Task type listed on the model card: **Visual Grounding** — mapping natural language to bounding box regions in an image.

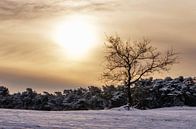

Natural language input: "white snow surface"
[0,107,196,129]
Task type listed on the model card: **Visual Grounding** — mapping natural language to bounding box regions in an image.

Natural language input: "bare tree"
[102,35,178,108]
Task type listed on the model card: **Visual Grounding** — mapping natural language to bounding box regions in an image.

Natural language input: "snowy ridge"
[110,105,138,111]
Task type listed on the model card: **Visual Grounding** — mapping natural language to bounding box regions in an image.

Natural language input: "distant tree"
[102,35,178,109]
[0,86,9,96]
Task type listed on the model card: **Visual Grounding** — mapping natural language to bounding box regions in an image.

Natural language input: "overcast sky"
[0,0,196,93]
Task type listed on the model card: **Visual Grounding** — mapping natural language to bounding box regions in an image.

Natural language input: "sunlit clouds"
[0,0,196,92]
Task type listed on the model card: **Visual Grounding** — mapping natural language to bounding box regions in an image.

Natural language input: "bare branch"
[102,35,178,86]
[101,35,178,107]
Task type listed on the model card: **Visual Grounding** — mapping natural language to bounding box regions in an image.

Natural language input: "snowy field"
[0,107,196,129]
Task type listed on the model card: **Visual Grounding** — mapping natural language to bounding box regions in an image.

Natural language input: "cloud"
[0,0,195,92]
[0,0,120,65]
[0,0,118,20]
[0,36,59,64]
[0,66,81,93]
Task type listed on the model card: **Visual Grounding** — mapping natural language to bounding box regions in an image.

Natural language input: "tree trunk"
[127,84,132,110]
[127,67,132,110]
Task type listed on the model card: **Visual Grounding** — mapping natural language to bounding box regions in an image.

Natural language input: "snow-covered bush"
[132,77,196,109]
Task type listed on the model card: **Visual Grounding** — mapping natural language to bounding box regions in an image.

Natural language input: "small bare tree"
[102,35,178,108]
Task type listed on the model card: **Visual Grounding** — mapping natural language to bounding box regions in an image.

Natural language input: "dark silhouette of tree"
[102,35,178,108]
[0,86,9,96]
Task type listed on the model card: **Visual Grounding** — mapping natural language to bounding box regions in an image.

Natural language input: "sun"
[53,15,98,60]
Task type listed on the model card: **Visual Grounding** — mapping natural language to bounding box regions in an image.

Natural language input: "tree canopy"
[102,35,178,107]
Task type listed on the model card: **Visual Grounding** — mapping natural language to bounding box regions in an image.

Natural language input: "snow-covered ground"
[0,107,196,129]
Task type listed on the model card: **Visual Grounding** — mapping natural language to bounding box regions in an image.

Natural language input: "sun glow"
[53,15,98,60]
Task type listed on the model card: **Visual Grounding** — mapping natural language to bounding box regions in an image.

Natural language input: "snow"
[0,107,195,129]
[110,105,139,111]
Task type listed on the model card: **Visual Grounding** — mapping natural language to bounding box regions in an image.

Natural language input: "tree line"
[0,76,195,111]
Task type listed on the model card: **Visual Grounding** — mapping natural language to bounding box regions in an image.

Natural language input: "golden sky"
[0,0,196,92]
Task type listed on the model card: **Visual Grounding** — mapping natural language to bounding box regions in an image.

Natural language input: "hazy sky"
[0,0,196,93]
